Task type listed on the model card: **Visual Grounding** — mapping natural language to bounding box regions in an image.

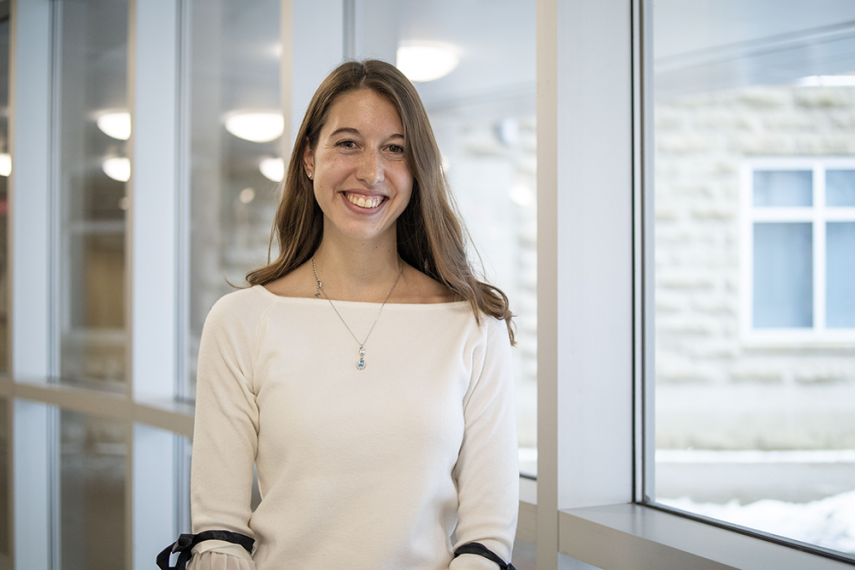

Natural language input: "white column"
[10,1,58,566]
[127,0,180,401]
[9,0,54,382]
[538,0,635,567]
[127,1,181,567]
[13,400,55,570]
[132,424,177,570]
[287,0,345,145]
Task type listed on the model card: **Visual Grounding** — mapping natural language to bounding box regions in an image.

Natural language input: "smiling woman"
[180,59,520,570]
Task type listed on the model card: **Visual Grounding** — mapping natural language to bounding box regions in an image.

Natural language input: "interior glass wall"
[652,0,855,555]
[56,0,129,389]
[356,0,538,466]
[183,0,538,465]
[60,410,126,570]
[185,0,282,398]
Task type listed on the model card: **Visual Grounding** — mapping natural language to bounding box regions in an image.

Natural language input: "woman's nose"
[356,149,384,185]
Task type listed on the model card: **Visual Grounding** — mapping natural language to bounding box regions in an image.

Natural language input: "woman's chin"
[325,220,396,245]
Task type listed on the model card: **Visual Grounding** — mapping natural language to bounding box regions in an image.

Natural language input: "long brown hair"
[247,59,514,343]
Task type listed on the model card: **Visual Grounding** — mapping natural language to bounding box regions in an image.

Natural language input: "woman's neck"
[311,234,402,303]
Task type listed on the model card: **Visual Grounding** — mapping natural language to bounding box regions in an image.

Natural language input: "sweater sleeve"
[451,317,519,569]
[190,293,262,569]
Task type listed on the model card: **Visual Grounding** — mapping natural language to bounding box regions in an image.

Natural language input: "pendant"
[357,346,366,370]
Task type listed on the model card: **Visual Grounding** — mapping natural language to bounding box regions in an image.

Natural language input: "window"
[743,161,855,340]
[653,0,855,559]
[353,0,538,471]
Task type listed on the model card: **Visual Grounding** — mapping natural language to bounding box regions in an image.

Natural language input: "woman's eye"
[388,144,405,154]
[337,140,357,149]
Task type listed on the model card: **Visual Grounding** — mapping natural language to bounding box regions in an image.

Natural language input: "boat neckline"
[253,284,470,308]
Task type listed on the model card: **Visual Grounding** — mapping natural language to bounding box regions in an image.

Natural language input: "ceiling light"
[396,44,459,82]
[0,153,10,177]
[103,157,131,182]
[797,75,855,87]
[239,187,256,204]
[225,111,284,142]
[97,111,131,140]
[259,157,284,182]
[508,183,534,207]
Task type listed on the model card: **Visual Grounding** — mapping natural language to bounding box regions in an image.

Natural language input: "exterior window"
[653,0,855,558]
[743,162,855,340]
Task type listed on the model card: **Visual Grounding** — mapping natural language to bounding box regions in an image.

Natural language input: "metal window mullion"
[535,0,558,564]
[823,208,855,220]
[10,0,54,383]
[128,0,183,567]
[12,400,59,570]
[814,165,826,332]
[741,165,755,340]
[636,0,656,506]
[127,0,180,401]
[175,0,192,402]
[752,208,815,222]
[10,0,60,565]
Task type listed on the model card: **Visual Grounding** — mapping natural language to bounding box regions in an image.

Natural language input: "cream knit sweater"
[189,286,518,570]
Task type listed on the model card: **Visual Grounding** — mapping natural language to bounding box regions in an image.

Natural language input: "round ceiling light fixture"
[225,111,284,143]
[97,111,132,140]
[103,157,131,182]
[0,153,11,177]
[259,157,285,182]
[396,43,459,82]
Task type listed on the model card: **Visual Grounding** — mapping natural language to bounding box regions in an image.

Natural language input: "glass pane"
[827,170,855,207]
[56,0,129,389]
[186,0,281,398]
[753,170,812,207]
[512,538,536,570]
[753,222,813,328]
[653,0,855,557]
[60,410,126,570]
[0,398,8,569]
[357,0,538,462]
[827,222,855,328]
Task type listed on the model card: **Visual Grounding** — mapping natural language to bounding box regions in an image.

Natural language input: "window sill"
[559,503,854,570]
[740,330,855,348]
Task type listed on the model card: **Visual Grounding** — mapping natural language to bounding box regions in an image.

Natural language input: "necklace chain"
[311,256,403,370]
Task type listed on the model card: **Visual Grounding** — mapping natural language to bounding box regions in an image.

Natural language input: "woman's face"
[304,89,413,245]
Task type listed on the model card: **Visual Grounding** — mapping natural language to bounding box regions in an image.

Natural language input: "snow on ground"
[660,489,855,555]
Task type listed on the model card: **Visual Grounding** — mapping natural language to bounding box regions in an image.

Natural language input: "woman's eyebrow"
[329,127,360,137]
[329,126,404,140]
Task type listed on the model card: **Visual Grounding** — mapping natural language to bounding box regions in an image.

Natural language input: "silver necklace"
[311,256,403,370]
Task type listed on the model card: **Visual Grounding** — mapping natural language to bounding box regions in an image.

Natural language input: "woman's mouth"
[345,192,385,209]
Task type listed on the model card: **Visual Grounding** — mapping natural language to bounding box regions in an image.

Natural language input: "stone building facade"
[654,83,855,452]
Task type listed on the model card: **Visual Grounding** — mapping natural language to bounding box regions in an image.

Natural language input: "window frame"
[740,158,855,345]
[538,0,855,568]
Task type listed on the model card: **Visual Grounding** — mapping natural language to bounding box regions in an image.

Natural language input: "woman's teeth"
[347,194,383,209]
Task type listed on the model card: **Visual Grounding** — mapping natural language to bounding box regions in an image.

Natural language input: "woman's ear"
[303,142,314,179]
